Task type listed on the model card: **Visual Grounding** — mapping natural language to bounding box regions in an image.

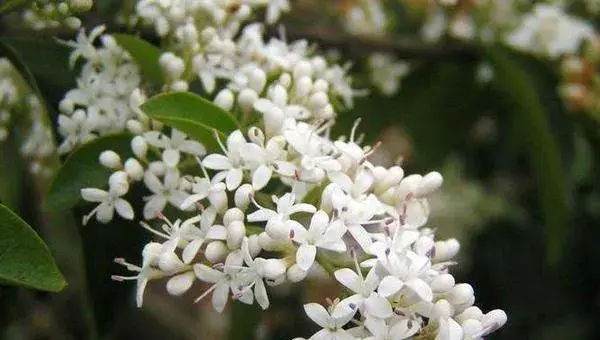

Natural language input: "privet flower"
[57,1,507,339]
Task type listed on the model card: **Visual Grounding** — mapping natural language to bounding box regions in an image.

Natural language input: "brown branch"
[267,26,480,62]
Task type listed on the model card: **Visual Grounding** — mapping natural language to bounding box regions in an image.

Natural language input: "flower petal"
[115,198,134,220]
[303,303,332,329]
[296,244,317,271]
[81,188,109,202]
[203,154,232,170]
[364,293,393,319]
[334,268,362,294]
[406,278,433,302]
[378,275,404,298]
[212,281,230,313]
[254,279,270,310]
[252,165,272,190]
[226,167,243,191]
[193,264,223,283]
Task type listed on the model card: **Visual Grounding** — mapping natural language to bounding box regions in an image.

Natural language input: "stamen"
[194,284,218,303]
[350,118,361,143]
[139,221,170,239]
[213,129,228,154]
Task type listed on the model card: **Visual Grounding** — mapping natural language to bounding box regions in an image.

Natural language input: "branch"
[267,26,480,62]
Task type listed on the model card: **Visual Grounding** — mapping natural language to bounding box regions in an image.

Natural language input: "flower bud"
[238,88,259,113]
[263,258,286,280]
[149,161,166,176]
[160,53,185,79]
[248,127,265,146]
[434,239,460,262]
[166,272,195,296]
[293,60,313,79]
[311,56,327,74]
[448,283,474,306]
[205,241,228,263]
[215,89,235,111]
[258,232,279,251]
[127,120,144,134]
[416,171,443,197]
[234,184,254,210]
[265,219,290,240]
[294,76,312,98]
[461,319,483,338]
[131,136,148,159]
[64,17,82,30]
[307,91,328,109]
[279,73,291,88]
[456,306,483,323]
[223,208,244,226]
[481,309,507,333]
[158,251,183,272]
[124,158,144,181]
[171,80,189,92]
[99,150,122,169]
[249,68,267,93]
[313,79,329,92]
[414,236,435,257]
[287,264,308,283]
[109,171,129,195]
[227,221,246,249]
[430,273,455,293]
[432,299,453,319]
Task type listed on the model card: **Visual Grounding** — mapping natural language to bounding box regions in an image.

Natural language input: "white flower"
[203,130,247,191]
[335,268,393,319]
[143,169,189,219]
[144,129,206,158]
[303,302,357,340]
[291,210,346,271]
[62,25,106,67]
[193,255,242,313]
[81,172,133,224]
[247,192,317,240]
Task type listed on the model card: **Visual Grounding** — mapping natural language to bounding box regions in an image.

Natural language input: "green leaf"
[142,92,240,150]
[113,33,165,85]
[486,46,571,262]
[0,0,30,15]
[43,134,134,212]
[0,204,66,292]
[0,37,75,117]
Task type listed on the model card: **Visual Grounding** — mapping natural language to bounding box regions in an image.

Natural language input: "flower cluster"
[0,58,19,142]
[53,1,507,339]
[57,25,142,154]
[22,0,93,30]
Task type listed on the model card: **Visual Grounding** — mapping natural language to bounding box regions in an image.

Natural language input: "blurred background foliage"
[1,0,600,339]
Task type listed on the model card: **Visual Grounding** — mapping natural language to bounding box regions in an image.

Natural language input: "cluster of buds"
[22,0,93,30]
[56,25,142,154]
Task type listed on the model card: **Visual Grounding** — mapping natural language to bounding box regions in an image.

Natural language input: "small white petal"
[166,272,195,296]
[252,165,272,190]
[212,282,230,313]
[114,199,134,220]
[406,278,433,302]
[378,276,404,298]
[296,244,317,271]
[81,188,109,202]
[303,303,332,329]
[203,154,232,170]
[334,268,362,294]
[226,168,243,191]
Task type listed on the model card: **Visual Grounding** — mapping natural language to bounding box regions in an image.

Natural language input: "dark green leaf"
[486,46,571,262]
[0,204,66,292]
[0,0,30,15]
[43,134,134,212]
[0,37,75,118]
[113,33,165,85]
[142,92,240,150]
